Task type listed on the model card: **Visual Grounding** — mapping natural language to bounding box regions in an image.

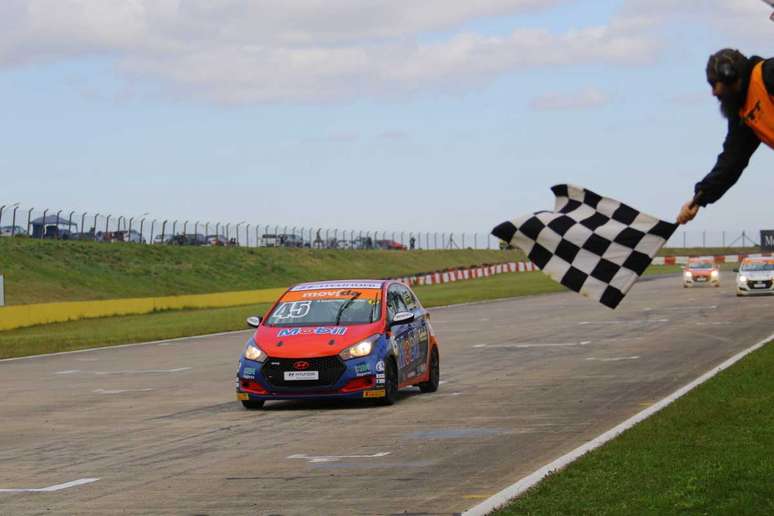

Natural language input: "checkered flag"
[492,185,677,309]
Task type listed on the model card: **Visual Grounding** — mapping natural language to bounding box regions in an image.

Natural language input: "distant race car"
[736,256,774,296]
[682,258,720,288]
[236,280,440,409]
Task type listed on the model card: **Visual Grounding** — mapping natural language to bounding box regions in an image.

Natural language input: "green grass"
[0,268,681,359]
[0,271,562,358]
[495,342,774,516]
[0,238,523,305]
[0,304,272,358]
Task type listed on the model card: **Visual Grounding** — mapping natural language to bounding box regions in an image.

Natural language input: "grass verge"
[0,271,565,359]
[495,341,774,515]
[0,238,522,305]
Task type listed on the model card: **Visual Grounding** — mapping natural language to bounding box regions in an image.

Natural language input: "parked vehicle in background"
[281,234,305,248]
[735,256,774,296]
[152,234,176,245]
[682,257,720,288]
[262,233,305,248]
[351,236,374,249]
[105,230,146,244]
[375,239,406,250]
[0,226,27,237]
[206,234,228,246]
[167,233,207,246]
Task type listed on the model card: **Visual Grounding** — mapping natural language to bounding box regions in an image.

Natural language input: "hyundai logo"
[293,361,311,370]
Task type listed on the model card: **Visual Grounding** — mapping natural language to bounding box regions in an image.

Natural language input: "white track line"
[0,330,252,363]
[0,478,99,493]
[462,331,774,516]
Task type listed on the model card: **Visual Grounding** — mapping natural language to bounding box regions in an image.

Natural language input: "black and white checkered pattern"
[492,184,677,309]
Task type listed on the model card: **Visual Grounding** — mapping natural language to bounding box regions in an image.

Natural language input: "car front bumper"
[236,353,389,402]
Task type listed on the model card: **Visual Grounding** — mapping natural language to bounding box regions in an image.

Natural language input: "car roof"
[289,280,386,292]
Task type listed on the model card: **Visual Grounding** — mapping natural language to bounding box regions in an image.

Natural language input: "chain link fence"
[0,203,502,250]
[0,202,765,250]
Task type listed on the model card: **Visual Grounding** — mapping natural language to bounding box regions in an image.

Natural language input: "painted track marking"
[0,478,99,493]
[288,452,390,463]
[56,367,191,375]
[475,341,591,349]
[586,356,640,362]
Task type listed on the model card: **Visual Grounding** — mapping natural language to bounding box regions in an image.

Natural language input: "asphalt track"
[1,274,773,515]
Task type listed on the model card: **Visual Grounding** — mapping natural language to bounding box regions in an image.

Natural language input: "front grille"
[747,280,773,289]
[262,356,346,389]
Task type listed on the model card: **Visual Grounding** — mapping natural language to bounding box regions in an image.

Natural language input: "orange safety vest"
[740,61,774,149]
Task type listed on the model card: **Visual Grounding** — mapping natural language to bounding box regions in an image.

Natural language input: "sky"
[1,0,774,246]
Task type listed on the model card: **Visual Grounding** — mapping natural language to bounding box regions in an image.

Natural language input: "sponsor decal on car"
[362,389,386,398]
[290,281,384,292]
[237,392,250,401]
[375,373,385,385]
[355,363,370,376]
[242,367,256,379]
[277,327,347,337]
[375,360,385,372]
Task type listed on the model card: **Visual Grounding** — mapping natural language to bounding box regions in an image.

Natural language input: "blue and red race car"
[236,280,440,408]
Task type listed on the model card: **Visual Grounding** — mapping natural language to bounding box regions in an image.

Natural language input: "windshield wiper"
[335,292,361,325]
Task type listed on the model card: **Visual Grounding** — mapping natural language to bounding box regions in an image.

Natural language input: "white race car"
[736,257,774,296]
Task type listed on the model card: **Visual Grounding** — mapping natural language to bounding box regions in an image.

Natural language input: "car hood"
[253,322,384,358]
[738,271,774,280]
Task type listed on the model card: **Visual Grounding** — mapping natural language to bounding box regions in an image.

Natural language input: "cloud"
[529,88,610,111]
[0,0,661,104]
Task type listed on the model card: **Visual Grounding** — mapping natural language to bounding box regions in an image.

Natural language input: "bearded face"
[717,84,746,120]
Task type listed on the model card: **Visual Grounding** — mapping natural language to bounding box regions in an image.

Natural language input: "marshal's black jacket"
[696,56,774,205]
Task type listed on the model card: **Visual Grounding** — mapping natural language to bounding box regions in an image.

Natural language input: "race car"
[735,256,774,296]
[236,280,440,409]
[682,257,720,287]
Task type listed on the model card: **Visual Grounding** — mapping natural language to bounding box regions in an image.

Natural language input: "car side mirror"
[390,311,415,326]
[246,316,262,328]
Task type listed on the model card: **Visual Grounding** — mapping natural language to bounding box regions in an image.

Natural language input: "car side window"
[398,285,417,311]
[387,286,408,318]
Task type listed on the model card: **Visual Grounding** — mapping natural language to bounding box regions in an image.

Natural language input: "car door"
[387,284,414,384]
[398,285,429,377]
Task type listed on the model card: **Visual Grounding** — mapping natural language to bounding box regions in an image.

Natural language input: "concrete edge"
[462,331,774,516]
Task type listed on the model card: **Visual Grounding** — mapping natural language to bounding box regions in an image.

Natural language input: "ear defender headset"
[716,58,738,85]
[708,49,745,86]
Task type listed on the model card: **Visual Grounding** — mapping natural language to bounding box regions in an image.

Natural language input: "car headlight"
[738,275,747,283]
[683,271,692,279]
[339,334,380,360]
[711,270,719,278]
[244,344,267,362]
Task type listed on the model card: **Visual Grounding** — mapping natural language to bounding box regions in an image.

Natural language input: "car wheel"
[377,359,398,406]
[241,400,265,410]
[419,347,440,393]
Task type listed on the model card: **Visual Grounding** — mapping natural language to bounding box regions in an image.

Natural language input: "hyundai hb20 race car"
[736,256,774,296]
[682,257,720,288]
[236,280,440,409]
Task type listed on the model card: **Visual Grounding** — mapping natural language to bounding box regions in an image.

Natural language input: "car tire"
[241,400,265,410]
[377,359,398,406]
[419,347,440,393]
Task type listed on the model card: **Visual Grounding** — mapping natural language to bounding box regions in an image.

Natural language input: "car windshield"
[266,287,382,327]
[688,262,713,269]
[740,262,774,272]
